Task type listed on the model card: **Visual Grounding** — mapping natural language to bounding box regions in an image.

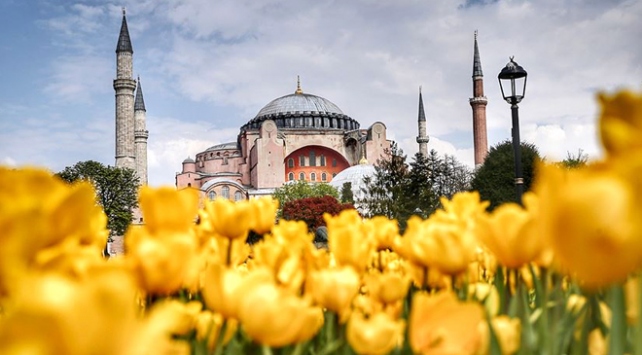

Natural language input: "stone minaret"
[134,77,148,185]
[416,86,429,157]
[114,8,136,170]
[470,31,488,167]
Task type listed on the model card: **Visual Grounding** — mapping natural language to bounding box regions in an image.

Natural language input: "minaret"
[114,8,137,170]
[416,86,429,157]
[470,31,488,167]
[134,77,148,185]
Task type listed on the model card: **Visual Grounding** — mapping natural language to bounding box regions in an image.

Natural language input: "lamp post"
[498,56,528,204]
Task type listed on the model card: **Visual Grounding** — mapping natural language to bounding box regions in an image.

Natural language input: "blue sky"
[1,0,640,186]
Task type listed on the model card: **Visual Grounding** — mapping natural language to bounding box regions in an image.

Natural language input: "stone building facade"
[176,80,391,197]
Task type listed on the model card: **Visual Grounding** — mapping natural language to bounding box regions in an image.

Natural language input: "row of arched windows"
[208,187,244,201]
[288,172,337,182]
[288,153,337,168]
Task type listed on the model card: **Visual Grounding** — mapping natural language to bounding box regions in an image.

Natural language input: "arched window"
[320,155,326,166]
[234,191,243,201]
[208,191,216,200]
[288,172,294,181]
[288,158,294,168]
[222,186,230,199]
[299,172,305,181]
[311,173,316,181]
[309,151,316,166]
[332,159,337,167]
[299,155,305,167]
[332,173,337,178]
[321,173,327,182]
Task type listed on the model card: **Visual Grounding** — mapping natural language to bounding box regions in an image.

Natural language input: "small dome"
[329,164,376,205]
[182,156,195,163]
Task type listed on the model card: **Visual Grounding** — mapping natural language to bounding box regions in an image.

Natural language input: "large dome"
[240,87,360,132]
[329,162,376,208]
[256,93,344,117]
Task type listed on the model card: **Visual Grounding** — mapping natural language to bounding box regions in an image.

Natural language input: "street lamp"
[498,56,528,204]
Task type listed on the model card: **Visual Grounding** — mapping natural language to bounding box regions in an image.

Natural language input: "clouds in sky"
[0,0,640,185]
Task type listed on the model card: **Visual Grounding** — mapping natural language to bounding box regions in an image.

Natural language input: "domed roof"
[240,79,360,132]
[329,162,376,205]
[182,156,194,163]
[255,92,344,117]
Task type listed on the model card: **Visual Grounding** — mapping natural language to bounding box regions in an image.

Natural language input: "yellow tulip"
[0,268,142,355]
[138,186,199,235]
[194,311,238,350]
[364,215,400,251]
[249,196,279,235]
[202,198,254,240]
[534,162,642,288]
[325,209,375,273]
[346,312,405,355]
[409,291,484,355]
[478,194,543,269]
[201,265,272,319]
[127,227,198,295]
[598,90,642,157]
[308,266,361,321]
[364,270,410,304]
[237,281,323,347]
[397,215,478,276]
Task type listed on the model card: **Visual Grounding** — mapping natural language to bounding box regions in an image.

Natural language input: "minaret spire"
[134,76,146,111]
[416,85,429,157]
[473,30,483,78]
[470,30,488,167]
[114,9,137,171]
[134,76,149,185]
[116,8,133,53]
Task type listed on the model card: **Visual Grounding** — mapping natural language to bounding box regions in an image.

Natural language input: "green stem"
[609,284,627,355]
[261,345,274,355]
[212,319,228,355]
[636,275,642,355]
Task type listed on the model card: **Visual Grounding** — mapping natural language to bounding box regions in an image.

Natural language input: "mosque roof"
[116,9,133,53]
[240,78,359,132]
[329,163,376,199]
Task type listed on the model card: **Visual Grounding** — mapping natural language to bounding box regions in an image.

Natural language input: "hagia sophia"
[113,11,488,199]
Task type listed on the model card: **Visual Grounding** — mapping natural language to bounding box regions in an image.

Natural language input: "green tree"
[340,182,354,204]
[359,145,472,232]
[470,140,541,210]
[561,149,588,169]
[359,142,416,231]
[272,180,339,216]
[56,160,139,237]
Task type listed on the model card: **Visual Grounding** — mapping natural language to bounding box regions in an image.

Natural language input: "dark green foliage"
[340,182,354,204]
[358,143,471,232]
[470,140,541,210]
[561,149,588,169]
[56,160,139,237]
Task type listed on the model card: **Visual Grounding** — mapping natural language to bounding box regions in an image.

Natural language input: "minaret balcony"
[469,96,488,104]
[416,136,430,144]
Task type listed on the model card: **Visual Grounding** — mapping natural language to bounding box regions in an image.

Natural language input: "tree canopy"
[470,140,541,210]
[56,160,139,237]
[272,180,339,216]
[281,195,354,231]
[359,143,472,232]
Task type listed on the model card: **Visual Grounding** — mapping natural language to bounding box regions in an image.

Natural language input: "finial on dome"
[295,75,303,94]
[359,157,368,165]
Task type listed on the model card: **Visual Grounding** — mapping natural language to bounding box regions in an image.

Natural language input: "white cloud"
[3,0,641,186]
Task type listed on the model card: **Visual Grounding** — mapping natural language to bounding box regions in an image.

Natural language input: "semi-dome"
[240,81,360,132]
